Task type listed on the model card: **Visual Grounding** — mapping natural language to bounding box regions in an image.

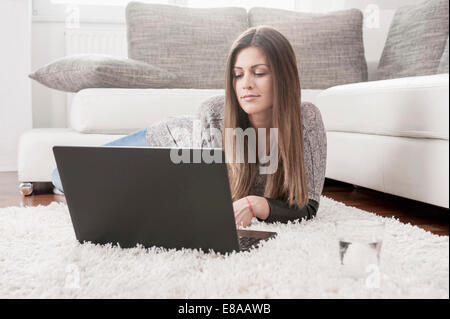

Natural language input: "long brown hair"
[224,25,308,208]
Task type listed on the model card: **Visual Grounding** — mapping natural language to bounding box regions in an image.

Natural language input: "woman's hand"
[232,196,270,227]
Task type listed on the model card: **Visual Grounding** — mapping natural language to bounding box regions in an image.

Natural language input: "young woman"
[52,26,327,227]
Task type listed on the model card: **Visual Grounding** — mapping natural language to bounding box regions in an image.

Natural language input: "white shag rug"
[0,196,448,299]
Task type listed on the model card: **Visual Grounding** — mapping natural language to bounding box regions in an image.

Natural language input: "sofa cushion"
[70,88,224,134]
[437,38,449,74]
[29,54,177,93]
[126,2,248,89]
[316,74,449,140]
[69,88,322,134]
[248,8,367,89]
[376,0,449,80]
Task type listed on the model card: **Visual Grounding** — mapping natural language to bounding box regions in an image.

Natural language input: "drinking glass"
[334,219,385,279]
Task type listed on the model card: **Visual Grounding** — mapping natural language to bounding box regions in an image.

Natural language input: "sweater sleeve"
[257,198,319,224]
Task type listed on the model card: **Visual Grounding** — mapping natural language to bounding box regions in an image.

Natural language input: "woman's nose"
[242,74,254,89]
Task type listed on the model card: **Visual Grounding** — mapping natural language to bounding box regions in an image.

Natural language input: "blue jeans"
[51,128,148,193]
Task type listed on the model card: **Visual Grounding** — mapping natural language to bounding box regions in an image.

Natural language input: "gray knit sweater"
[145,95,327,205]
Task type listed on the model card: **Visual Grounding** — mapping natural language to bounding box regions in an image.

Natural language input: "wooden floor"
[1,171,448,236]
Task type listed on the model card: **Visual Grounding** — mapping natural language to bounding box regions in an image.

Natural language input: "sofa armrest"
[316,74,449,140]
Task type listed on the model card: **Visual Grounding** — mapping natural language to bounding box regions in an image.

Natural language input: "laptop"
[53,146,277,254]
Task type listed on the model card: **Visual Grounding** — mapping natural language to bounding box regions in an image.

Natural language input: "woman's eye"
[233,73,265,78]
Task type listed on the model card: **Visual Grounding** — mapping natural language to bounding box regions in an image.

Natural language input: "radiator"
[64,28,127,57]
[64,28,128,127]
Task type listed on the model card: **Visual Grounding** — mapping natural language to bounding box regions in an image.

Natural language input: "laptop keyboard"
[238,236,263,251]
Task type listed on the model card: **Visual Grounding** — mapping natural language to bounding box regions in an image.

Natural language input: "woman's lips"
[242,95,260,102]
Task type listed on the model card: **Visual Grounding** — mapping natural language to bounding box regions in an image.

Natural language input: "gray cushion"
[376,0,449,80]
[29,54,177,92]
[126,2,248,89]
[248,8,367,89]
[437,38,449,74]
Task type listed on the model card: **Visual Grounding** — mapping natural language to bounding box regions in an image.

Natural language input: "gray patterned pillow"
[248,8,367,89]
[126,2,248,89]
[376,0,449,80]
[29,54,177,92]
[437,38,449,74]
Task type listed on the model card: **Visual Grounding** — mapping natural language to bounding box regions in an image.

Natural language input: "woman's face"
[233,46,274,118]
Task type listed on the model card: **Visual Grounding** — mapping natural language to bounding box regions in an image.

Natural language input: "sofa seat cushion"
[69,88,323,134]
[316,74,449,140]
[70,88,224,134]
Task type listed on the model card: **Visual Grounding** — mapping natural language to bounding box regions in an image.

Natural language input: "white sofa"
[318,74,449,209]
[18,71,449,208]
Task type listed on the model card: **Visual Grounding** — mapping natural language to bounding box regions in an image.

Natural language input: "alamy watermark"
[64,263,80,290]
[65,3,80,29]
[364,4,380,29]
[169,119,279,174]
[365,264,381,289]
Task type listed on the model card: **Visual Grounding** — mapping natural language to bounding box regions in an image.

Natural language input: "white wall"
[30,0,425,129]
[0,0,32,172]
